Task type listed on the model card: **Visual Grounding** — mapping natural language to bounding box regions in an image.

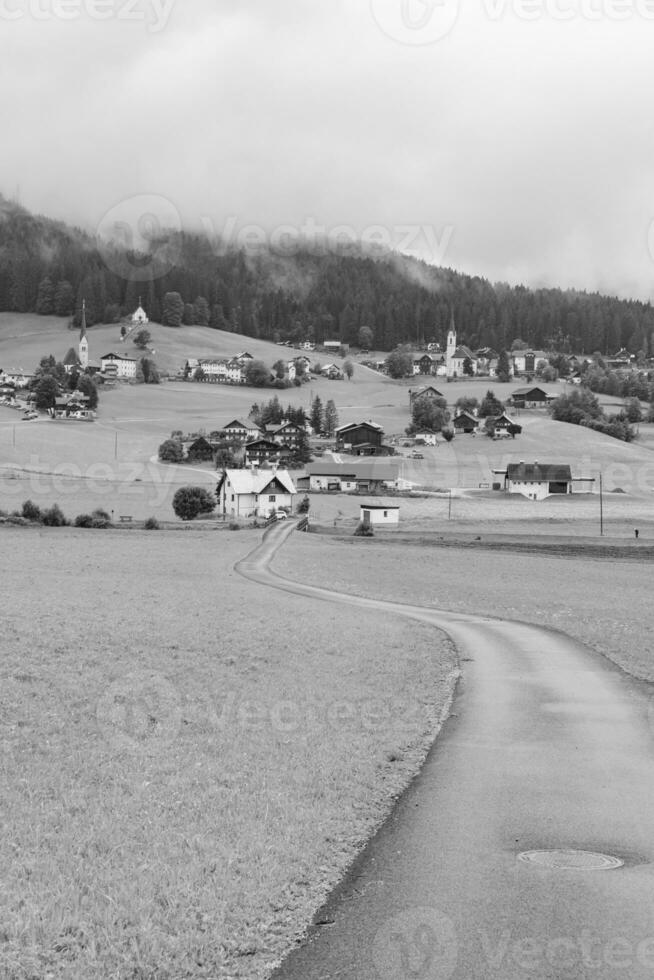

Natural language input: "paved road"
[237,523,654,979]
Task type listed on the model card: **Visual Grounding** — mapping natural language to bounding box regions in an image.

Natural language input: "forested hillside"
[1,193,653,354]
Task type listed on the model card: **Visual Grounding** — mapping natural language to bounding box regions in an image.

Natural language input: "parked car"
[274,511,287,520]
[410,451,424,459]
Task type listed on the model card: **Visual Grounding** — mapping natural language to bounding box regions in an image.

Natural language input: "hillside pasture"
[2,315,654,520]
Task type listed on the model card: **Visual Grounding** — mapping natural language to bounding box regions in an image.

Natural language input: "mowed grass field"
[0,526,457,980]
[273,532,654,686]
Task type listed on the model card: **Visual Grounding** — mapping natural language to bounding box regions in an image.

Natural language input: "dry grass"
[0,526,457,979]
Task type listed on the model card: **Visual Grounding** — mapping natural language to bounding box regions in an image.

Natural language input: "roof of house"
[453,411,479,426]
[411,385,444,399]
[223,418,261,430]
[245,438,286,450]
[101,352,137,362]
[336,420,384,434]
[452,346,474,359]
[506,462,572,482]
[306,460,399,480]
[511,386,552,398]
[223,468,296,495]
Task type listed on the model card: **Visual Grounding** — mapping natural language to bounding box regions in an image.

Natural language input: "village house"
[222,418,263,442]
[488,411,520,436]
[216,467,296,518]
[320,363,344,380]
[509,386,556,409]
[302,459,400,493]
[494,461,575,500]
[265,420,304,451]
[0,371,32,388]
[100,352,137,379]
[244,439,293,467]
[475,348,499,377]
[511,349,549,376]
[453,410,479,433]
[323,340,347,355]
[413,354,437,376]
[335,420,389,456]
[409,385,445,408]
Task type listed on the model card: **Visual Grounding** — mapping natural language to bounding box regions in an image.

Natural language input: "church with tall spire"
[78,300,89,370]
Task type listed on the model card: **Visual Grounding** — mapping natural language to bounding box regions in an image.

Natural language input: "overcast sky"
[2,0,653,300]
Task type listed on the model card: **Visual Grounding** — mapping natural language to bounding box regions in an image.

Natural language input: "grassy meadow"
[2,313,654,522]
[0,526,457,979]
[3,314,654,979]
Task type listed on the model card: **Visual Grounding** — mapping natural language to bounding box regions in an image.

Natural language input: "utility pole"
[599,472,604,536]
[114,431,118,460]
[448,488,452,520]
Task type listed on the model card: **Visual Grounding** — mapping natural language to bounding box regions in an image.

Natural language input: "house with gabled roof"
[302,459,400,493]
[222,418,262,442]
[453,410,479,433]
[244,439,293,467]
[335,420,389,456]
[409,385,445,407]
[101,352,137,378]
[509,386,556,408]
[216,467,296,518]
[494,461,573,500]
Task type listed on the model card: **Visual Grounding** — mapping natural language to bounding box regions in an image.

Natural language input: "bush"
[296,494,310,514]
[22,499,42,522]
[228,521,240,531]
[172,486,216,521]
[144,516,160,530]
[354,521,374,537]
[91,508,112,529]
[441,429,454,442]
[6,515,28,526]
[74,513,93,528]
[41,504,68,527]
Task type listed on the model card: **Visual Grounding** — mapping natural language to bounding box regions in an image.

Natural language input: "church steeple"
[78,299,89,369]
[446,307,457,377]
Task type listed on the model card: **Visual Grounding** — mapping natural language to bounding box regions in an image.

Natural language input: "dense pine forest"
[2,193,654,355]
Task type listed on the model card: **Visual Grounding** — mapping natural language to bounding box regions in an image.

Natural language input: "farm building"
[495,462,573,500]
[360,504,400,526]
[509,386,556,408]
[302,460,400,493]
[335,421,389,456]
[216,467,296,518]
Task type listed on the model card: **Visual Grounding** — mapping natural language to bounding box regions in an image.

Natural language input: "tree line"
[3,193,654,355]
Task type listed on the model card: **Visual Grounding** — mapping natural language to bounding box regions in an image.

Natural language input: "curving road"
[237,522,654,980]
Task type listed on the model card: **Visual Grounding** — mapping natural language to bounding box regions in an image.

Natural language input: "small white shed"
[360,504,400,526]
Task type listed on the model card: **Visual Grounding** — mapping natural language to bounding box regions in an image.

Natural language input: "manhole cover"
[518,849,624,871]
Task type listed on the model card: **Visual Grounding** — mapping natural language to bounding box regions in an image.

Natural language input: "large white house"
[216,467,296,518]
[100,352,137,378]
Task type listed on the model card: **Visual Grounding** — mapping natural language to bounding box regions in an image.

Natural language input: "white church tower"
[446,309,457,378]
[78,300,89,370]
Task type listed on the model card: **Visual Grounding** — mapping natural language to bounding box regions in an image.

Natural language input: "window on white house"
[269,495,276,502]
